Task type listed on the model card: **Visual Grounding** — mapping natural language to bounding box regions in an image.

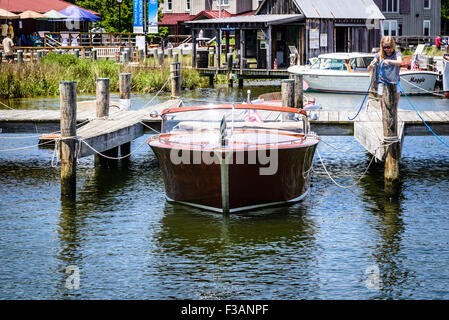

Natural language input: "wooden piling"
[94,78,110,167]
[96,78,110,118]
[138,49,144,62]
[294,74,304,109]
[119,73,131,110]
[209,75,214,87]
[59,81,77,198]
[92,48,97,61]
[17,50,23,64]
[382,83,400,196]
[281,79,295,108]
[158,51,164,66]
[227,53,233,87]
[37,50,43,61]
[173,52,179,63]
[170,62,181,99]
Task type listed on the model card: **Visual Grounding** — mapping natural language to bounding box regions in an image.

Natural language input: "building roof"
[292,0,384,19]
[190,10,232,21]
[255,0,384,20]
[160,10,251,26]
[186,14,305,26]
[0,0,98,15]
[160,13,192,26]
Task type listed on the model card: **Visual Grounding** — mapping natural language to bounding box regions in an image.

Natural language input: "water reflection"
[57,197,83,298]
[152,202,320,299]
[359,167,407,299]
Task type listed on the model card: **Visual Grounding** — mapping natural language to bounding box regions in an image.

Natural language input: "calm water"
[1,85,449,299]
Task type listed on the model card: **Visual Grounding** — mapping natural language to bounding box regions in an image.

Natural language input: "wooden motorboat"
[148,103,320,213]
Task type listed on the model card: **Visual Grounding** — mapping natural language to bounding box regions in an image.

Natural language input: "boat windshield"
[311,58,348,71]
[161,106,306,135]
[349,56,374,71]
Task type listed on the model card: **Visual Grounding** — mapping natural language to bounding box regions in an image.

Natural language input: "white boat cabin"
[310,53,375,72]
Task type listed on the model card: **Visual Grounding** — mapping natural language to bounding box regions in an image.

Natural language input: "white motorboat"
[287,53,439,95]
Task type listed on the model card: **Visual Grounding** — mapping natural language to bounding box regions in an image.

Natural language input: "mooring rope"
[400,77,445,97]
[0,139,54,152]
[381,61,449,148]
[348,66,377,121]
[140,77,171,109]
[319,138,369,155]
[316,149,376,189]
[0,100,15,110]
[316,132,401,189]
[140,121,161,134]
[78,138,148,160]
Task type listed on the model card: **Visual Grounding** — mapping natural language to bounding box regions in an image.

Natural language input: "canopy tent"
[59,5,100,22]
[42,10,69,20]
[0,8,19,19]
[19,10,46,19]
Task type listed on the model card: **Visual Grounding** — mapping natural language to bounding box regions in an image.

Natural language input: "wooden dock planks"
[76,99,181,158]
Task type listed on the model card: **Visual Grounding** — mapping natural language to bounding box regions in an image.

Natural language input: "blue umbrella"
[59,5,100,22]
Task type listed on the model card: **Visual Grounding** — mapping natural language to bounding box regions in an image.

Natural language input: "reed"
[0,53,209,99]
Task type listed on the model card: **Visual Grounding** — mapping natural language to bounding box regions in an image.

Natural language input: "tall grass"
[425,46,445,57]
[0,53,209,99]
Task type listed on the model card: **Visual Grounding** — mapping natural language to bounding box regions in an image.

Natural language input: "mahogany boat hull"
[149,135,318,213]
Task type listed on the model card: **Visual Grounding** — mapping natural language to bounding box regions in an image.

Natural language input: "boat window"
[349,57,374,71]
[312,58,347,71]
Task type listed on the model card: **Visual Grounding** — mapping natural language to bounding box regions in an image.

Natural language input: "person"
[2,33,15,63]
[436,35,442,50]
[1,21,8,40]
[7,21,14,40]
[368,36,403,107]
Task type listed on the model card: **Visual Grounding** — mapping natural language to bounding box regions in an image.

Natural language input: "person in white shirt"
[2,33,14,63]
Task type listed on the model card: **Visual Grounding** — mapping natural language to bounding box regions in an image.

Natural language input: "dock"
[2,105,448,152]
[1,71,448,199]
[309,109,449,161]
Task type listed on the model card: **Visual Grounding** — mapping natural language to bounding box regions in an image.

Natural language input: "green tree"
[443,0,449,34]
[74,0,166,35]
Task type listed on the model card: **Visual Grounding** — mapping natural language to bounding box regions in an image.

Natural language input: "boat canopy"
[160,104,308,135]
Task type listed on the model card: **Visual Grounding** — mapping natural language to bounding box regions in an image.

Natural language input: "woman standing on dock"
[368,36,403,107]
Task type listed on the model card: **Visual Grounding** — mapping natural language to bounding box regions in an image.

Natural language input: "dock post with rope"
[59,81,78,198]
[382,83,400,196]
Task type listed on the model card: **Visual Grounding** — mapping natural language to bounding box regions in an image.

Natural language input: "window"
[424,0,431,9]
[383,20,398,36]
[423,20,431,36]
[218,0,229,6]
[167,0,172,11]
[312,59,348,71]
[186,0,190,11]
[382,0,399,13]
